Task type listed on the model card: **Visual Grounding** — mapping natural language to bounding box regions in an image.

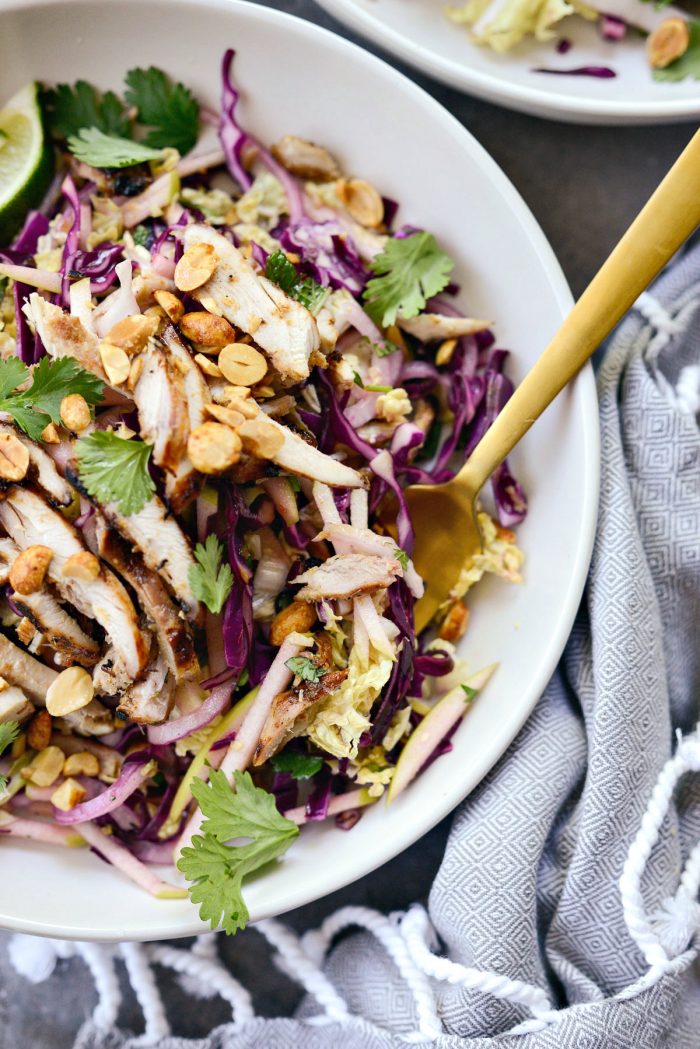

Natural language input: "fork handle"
[461,128,700,494]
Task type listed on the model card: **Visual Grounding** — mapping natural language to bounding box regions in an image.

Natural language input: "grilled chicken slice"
[182,224,320,383]
[0,487,148,678]
[0,424,73,506]
[398,313,491,342]
[92,644,134,697]
[90,516,199,682]
[244,414,365,489]
[98,496,201,624]
[27,294,109,381]
[160,324,209,513]
[0,632,57,702]
[294,553,400,602]
[133,337,189,475]
[0,684,34,723]
[117,650,174,724]
[253,669,348,765]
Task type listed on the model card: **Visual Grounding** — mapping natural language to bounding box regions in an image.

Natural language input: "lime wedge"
[0,82,53,244]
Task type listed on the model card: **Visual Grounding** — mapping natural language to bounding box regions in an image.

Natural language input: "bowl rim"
[315,0,700,125]
[0,0,600,940]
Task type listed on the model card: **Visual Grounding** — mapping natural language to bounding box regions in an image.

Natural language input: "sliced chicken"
[317,522,424,599]
[243,414,365,489]
[293,552,400,602]
[90,516,199,682]
[182,224,320,383]
[398,313,491,342]
[254,669,348,765]
[0,684,34,723]
[160,324,209,513]
[117,650,175,724]
[270,135,341,181]
[0,424,73,506]
[64,699,115,737]
[27,294,108,381]
[315,290,357,351]
[11,589,101,667]
[92,644,134,697]
[0,487,148,678]
[0,631,57,702]
[133,337,190,475]
[98,495,201,624]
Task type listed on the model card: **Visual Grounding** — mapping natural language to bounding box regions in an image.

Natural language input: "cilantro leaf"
[285,655,327,683]
[177,770,299,934]
[67,128,164,169]
[270,750,324,780]
[461,684,477,703]
[0,721,20,794]
[264,250,330,315]
[76,431,155,516]
[124,67,199,154]
[363,232,454,327]
[361,335,399,358]
[131,224,151,248]
[0,357,104,441]
[652,21,700,81]
[189,535,234,615]
[43,81,131,139]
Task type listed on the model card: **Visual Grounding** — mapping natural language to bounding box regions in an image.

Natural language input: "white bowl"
[316,0,700,125]
[0,0,599,941]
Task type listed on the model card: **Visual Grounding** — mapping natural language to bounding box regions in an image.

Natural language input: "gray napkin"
[3,242,700,1049]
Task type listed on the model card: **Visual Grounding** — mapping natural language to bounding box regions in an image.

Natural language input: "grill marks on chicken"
[160,324,209,513]
[28,294,109,381]
[293,553,401,602]
[254,669,348,765]
[133,337,190,475]
[0,425,73,507]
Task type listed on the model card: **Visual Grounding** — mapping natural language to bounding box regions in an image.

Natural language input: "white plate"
[316,0,700,124]
[0,0,599,941]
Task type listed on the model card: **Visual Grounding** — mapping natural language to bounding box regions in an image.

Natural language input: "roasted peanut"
[270,601,317,646]
[199,294,223,317]
[51,777,87,812]
[9,545,53,595]
[180,311,236,349]
[99,341,130,385]
[647,17,689,69]
[63,551,100,582]
[174,242,218,292]
[193,353,223,378]
[60,393,91,432]
[204,402,247,429]
[40,422,60,444]
[237,415,284,458]
[0,431,29,482]
[218,343,268,386]
[154,289,185,323]
[27,708,52,751]
[226,395,258,419]
[436,338,458,367]
[63,751,100,778]
[21,745,65,787]
[106,313,159,354]
[127,355,145,390]
[439,601,470,642]
[337,178,384,228]
[45,666,95,717]
[187,422,242,474]
[271,135,340,181]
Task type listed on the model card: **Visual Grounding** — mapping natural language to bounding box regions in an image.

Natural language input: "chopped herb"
[288,476,301,493]
[361,335,399,358]
[124,67,199,154]
[352,371,364,389]
[363,231,454,327]
[365,384,392,393]
[43,80,131,139]
[0,721,20,794]
[67,127,164,169]
[131,224,151,248]
[285,655,327,684]
[652,21,700,81]
[189,535,234,615]
[270,750,324,780]
[177,770,299,934]
[0,357,103,442]
[394,548,409,571]
[461,684,477,703]
[264,250,329,315]
[75,430,155,516]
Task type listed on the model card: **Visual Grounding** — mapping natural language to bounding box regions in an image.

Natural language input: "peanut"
[194,353,222,378]
[9,545,53,595]
[63,751,100,778]
[99,341,130,386]
[187,422,242,474]
[27,708,52,751]
[218,343,268,386]
[45,666,95,717]
[204,403,247,429]
[0,431,29,482]
[154,289,184,323]
[180,311,236,350]
[174,242,218,292]
[51,776,87,812]
[436,338,458,367]
[226,395,258,419]
[16,618,36,645]
[337,177,384,228]
[106,313,159,355]
[270,601,317,647]
[439,600,469,642]
[127,355,144,390]
[21,745,65,787]
[647,17,689,69]
[62,551,100,582]
[40,422,60,444]
[60,393,91,432]
[237,415,284,458]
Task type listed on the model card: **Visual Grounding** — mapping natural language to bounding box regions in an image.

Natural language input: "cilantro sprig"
[43,80,131,138]
[0,357,103,442]
[0,721,20,794]
[178,770,299,934]
[285,656,327,684]
[67,128,164,169]
[75,431,155,516]
[264,250,330,315]
[362,232,454,327]
[189,535,234,615]
[270,750,324,780]
[124,67,199,155]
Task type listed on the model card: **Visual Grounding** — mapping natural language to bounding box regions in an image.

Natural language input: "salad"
[446,0,700,80]
[0,51,525,933]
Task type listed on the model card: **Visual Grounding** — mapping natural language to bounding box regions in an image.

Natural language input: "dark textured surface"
[0,1,696,1045]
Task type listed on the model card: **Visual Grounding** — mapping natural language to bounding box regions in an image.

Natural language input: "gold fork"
[410,129,700,634]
